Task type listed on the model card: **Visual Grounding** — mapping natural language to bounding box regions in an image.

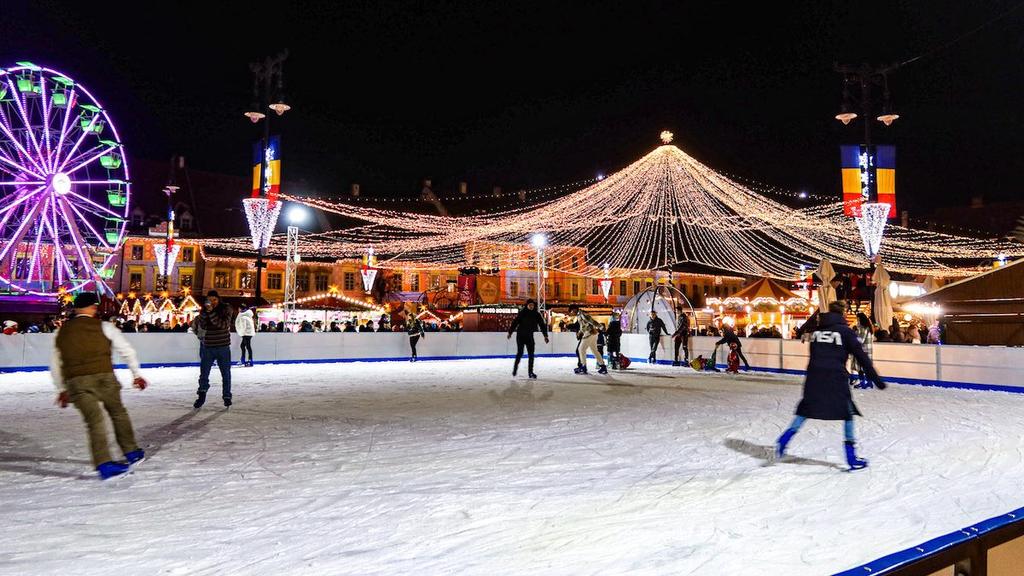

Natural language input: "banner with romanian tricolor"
[839,144,895,218]
[251,135,282,202]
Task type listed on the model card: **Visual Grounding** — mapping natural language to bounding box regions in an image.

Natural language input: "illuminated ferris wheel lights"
[51,172,71,195]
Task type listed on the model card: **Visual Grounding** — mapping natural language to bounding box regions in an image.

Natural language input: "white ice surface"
[1,358,1022,576]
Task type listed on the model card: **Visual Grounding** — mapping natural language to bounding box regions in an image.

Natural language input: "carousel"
[704,277,811,338]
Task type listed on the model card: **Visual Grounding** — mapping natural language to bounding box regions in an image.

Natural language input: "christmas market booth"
[261,288,388,331]
[705,277,811,338]
[115,291,201,329]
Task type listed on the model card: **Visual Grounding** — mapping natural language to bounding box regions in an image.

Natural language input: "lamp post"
[834,62,900,145]
[531,233,547,317]
[159,184,178,292]
[245,51,291,303]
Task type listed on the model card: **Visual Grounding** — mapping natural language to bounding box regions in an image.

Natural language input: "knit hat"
[72,292,100,309]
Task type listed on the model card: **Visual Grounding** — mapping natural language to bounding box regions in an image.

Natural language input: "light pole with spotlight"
[283,204,309,326]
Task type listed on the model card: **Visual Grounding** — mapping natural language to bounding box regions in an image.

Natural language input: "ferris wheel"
[0,61,130,296]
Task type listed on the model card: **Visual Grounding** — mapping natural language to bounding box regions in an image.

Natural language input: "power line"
[899,1,1024,68]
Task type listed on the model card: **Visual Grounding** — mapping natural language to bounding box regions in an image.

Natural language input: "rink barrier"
[835,505,1024,575]
[2,334,1022,393]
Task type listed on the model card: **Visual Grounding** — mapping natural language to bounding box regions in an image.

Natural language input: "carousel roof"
[730,277,802,302]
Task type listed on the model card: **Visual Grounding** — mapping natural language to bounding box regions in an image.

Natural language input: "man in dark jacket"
[194,290,233,409]
[715,326,749,370]
[776,301,886,470]
[507,299,549,378]
[646,311,669,363]
[606,314,623,369]
[672,311,691,366]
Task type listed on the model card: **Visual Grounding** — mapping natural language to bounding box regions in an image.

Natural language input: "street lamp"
[244,50,291,304]
[834,63,900,144]
[530,233,547,316]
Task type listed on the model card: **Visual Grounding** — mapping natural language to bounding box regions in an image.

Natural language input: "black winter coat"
[715,328,742,349]
[606,321,622,348]
[508,307,548,340]
[795,312,883,420]
[646,317,668,337]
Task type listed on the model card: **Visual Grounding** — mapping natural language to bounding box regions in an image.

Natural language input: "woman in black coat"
[776,301,886,470]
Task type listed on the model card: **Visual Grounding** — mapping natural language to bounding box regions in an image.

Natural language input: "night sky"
[4,1,1023,218]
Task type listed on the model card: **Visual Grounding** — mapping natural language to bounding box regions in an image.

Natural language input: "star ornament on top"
[660,130,674,144]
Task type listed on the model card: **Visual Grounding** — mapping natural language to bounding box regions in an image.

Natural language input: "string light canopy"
[200,134,1024,279]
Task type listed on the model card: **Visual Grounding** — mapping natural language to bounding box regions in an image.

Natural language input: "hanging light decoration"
[854,202,891,259]
[242,197,282,250]
[153,244,181,277]
[599,262,613,301]
[360,247,378,292]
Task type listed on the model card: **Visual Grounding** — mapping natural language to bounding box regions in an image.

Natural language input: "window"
[491,255,499,269]
[571,256,579,270]
[181,247,194,262]
[131,245,144,260]
[571,282,578,297]
[645,280,653,289]
[239,272,254,290]
[129,272,143,290]
[390,274,402,291]
[267,272,282,290]
[180,214,193,231]
[410,274,419,292]
[554,282,561,297]
[592,279,600,295]
[620,280,627,295]
[510,280,519,296]
[316,274,329,292]
[714,286,721,297]
[297,275,310,292]
[214,271,231,289]
[180,273,193,288]
[528,281,536,297]
[344,272,356,291]
[430,275,440,289]
[633,280,641,294]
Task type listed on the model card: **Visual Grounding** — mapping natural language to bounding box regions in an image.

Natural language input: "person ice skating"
[715,325,750,371]
[235,306,256,367]
[672,310,690,366]
[570,305,608,374]
[50,292,148,480]
[507,298,549,378]
[194,290,233,409]
[606,313,623,369]
[645,311,669,363]
[851,313,874,389]
[407,316,425,361]
[597,324,606,360]
[775,300,887,471]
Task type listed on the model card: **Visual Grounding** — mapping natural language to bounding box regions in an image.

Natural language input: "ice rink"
[1,357,1022,575]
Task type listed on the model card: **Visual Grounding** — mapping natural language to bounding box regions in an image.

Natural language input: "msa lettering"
[811,331,843,345]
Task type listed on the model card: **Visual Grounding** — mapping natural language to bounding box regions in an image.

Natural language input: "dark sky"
[4,1,1023,217]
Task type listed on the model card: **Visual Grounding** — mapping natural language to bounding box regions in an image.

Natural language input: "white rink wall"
[1,332,1022,390]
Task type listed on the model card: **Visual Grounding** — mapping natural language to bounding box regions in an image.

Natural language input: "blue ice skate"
[97,461,131,481]
[125,449,145,467]
[844,441,868,471]
[776,428,797,459]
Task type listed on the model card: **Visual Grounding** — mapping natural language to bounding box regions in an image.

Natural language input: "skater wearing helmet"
[569,305,607,374]
[50,292,148,480]
[775,300,887,471]
[507,299,549,378]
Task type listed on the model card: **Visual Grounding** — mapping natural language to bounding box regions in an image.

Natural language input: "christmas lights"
[153,244,180,277]
[854,202,890,258]
[242,197,281,250]
[195,137,1024,279]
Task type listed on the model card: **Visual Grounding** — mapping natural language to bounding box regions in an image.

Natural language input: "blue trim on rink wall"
[0,353,580,373]
[833,505,1024,575]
